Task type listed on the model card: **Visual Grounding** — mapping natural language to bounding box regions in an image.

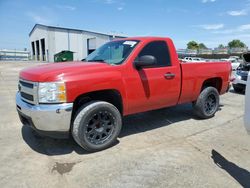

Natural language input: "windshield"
[84,40,139,65]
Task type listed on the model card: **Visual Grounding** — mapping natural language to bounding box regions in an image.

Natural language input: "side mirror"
[134,55,157,69]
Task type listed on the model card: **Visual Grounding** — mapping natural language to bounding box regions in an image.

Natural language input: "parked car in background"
[221,58,241,71]
[182,57,206,63]
[232,53,250,92]
[231,59,241,71]
[244,71,250,134]
[229,56,240,61]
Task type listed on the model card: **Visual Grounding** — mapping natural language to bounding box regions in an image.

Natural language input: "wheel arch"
[71,89,123,122]
[200,77,223,93]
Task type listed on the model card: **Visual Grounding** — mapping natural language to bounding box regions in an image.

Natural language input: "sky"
[0,0,250,50]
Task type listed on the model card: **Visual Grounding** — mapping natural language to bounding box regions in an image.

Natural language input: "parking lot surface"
[0,62,250,188]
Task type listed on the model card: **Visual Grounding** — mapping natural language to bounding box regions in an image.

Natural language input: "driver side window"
[138,41,171,67]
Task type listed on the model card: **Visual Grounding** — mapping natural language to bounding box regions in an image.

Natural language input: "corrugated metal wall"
[30,25,119,62]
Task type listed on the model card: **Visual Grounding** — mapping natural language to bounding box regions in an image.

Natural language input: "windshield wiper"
[86,59,107,63]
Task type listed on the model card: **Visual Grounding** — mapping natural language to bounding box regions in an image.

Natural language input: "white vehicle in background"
[182,57,206,62]
[230,59,241,71]
[232,53,250,92]
[229,56,244,63]
[182,57,194,62]
[229,56,240,61]
[244,71,250,134]
[221,56,241,71]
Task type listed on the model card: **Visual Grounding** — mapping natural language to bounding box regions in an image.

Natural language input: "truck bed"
[178,61,231,104]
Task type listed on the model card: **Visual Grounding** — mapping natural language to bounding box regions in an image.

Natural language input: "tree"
[199,43,207,49]
[228,39,246,48]
[218,44,226,49]
[187,41,199,50]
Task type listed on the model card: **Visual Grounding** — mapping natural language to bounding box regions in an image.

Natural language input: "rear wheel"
[72,101,122,152]
[193,87,219,119]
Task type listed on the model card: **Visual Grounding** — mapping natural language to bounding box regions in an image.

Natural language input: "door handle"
[164,73,175,79]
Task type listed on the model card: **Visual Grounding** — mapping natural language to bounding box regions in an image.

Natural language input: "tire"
[233,84,244,93]
[193,87,219,119]
[72,101,122,152]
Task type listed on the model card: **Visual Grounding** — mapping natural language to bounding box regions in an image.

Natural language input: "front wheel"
[72,101,122,152]
[193,87,219,119]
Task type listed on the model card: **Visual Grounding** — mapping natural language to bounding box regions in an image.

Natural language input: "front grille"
[19,79,38,104]
[241,76,248,81]
[20,92,34,101]
[19,80,34,89]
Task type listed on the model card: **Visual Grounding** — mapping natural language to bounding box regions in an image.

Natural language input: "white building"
[198,48,213,55]
[185,49,198,55]
[213,48,228,54]
[229,47,248,54]
[0,49,30,61]
[29,24,125,62]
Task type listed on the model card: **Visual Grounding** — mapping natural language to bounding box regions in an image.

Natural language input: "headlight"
[38,82,66,103]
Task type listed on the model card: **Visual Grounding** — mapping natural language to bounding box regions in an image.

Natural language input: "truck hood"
[20,61,112,82]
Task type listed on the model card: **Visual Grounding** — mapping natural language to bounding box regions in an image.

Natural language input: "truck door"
[126,40,181,114]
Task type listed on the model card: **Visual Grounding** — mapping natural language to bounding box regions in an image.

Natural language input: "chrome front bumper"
[16,92,73,137]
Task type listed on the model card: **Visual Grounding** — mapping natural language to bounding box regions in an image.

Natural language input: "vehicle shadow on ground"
[211,149,250,187]
[22,103,208,156]
[119,103,197,137]
[21,125,89,155]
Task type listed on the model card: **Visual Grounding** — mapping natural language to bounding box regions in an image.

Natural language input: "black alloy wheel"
[204,94,217,115]
[72,101,122,152]
[85,111,115,145]
[193,87,220,119]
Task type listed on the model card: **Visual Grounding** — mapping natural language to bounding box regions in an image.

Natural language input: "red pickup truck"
[16,37,231,151]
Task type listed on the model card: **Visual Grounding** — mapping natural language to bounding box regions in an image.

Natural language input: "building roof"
[29,24,126,38]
